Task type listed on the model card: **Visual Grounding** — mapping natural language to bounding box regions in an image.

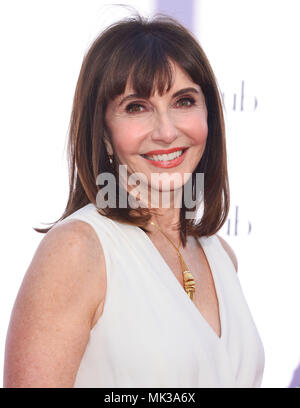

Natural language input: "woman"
[3,14,265,388]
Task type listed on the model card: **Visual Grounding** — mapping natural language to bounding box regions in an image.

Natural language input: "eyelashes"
[125,96,196,114]
[125,102,145,113]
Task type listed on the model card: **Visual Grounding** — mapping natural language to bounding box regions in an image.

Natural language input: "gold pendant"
[183,270,195,301]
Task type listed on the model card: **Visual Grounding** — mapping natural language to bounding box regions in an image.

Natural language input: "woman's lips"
[141,148,188,168]
[143,146,188,155]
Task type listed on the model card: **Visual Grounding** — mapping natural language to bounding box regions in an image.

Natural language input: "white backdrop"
[1,0,300,388]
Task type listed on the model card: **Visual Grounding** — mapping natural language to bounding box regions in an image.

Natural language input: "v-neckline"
[137,227,225,342]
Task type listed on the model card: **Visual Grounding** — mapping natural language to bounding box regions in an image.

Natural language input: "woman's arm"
[3,219,106,388]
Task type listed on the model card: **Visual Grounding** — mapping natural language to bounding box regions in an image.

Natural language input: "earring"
[108,154,114,165]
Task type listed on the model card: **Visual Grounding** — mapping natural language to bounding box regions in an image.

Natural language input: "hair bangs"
[104,33,175,104]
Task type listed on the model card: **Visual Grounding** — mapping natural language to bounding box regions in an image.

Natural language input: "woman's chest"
[147,234,222,339]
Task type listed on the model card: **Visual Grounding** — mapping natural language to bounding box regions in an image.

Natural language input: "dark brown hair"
[34,13,230,247]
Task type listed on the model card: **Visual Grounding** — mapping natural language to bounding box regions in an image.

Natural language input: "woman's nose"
[151,111,178,144]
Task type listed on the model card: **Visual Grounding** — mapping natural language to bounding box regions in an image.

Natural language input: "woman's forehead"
[117,63,199,100]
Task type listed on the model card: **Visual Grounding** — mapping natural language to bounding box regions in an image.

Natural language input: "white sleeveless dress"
[58,203,265,388]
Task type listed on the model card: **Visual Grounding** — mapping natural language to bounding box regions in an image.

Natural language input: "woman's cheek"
[114,124,149,155]
[113,133,142,159]
[193,110,208,141]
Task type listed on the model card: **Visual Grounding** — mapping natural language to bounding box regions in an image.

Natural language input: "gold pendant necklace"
[149,221,196,301]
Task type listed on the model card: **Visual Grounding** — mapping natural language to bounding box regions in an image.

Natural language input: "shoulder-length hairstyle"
[34,13,230,247]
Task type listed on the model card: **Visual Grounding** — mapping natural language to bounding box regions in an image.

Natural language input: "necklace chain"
[149,221,182,250]
[149,221,196,301]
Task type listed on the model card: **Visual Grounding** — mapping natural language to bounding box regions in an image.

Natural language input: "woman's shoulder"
[25,213,107,328]
[50,213,104,255]
[35,215,106,302]
[215,234,238,273]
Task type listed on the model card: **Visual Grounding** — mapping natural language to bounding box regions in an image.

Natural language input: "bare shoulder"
[51,218,105,263]
[35,218,107,308]
[3,218,106,387]
[216,234,238,273]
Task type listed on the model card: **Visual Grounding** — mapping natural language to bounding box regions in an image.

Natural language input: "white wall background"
[1,0,299,388]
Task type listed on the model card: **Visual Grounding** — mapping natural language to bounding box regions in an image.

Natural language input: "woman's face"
[104,61,208,198]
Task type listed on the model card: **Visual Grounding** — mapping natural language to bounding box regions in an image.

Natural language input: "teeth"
[144,149,184,161]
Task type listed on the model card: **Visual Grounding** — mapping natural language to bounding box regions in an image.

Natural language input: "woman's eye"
[176,97,196,108]
[125,97,195,113]
[125,103,145,113]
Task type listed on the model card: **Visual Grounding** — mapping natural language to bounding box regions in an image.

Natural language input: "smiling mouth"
[141,148,188,162]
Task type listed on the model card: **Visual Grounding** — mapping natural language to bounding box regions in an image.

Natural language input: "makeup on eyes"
[118,86,200,107]
[125,96,197,114]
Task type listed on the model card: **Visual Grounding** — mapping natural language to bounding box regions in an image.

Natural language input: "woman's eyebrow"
[118,87,200,107]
